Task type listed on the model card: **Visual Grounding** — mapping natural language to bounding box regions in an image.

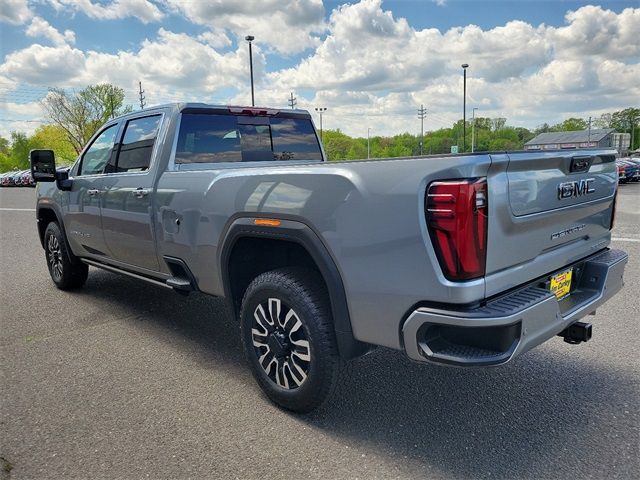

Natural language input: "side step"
[166,276,194,295]
[163,256,198,295]
[81,259,172,289]
[81,258,196,295]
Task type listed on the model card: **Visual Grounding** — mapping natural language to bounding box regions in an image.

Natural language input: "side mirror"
[30,149,56,182]
[30,149,72,190]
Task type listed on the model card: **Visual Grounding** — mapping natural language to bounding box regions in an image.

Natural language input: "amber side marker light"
[254,218,282,227]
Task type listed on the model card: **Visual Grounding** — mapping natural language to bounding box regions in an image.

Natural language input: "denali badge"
[551,224,586,240]
[557,178,595,200]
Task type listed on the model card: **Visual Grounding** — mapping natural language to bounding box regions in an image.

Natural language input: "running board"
[166,276,194,295]
[81,259,172,290]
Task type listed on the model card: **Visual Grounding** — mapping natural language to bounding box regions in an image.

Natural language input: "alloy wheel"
[251,298,311,389]
[47,234,63,281]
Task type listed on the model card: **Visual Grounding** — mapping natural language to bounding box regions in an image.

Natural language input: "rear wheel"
[240,267,340,413]
[44,222,88,290]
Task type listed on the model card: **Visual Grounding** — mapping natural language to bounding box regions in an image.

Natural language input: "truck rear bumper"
[402,249,628,366]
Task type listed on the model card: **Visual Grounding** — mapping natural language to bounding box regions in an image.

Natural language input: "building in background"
[524,128,630,155]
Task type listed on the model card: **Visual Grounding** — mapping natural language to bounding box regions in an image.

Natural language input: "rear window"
[175,113,322,164]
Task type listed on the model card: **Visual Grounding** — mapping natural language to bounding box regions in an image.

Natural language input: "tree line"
[323,108,639,161]
[0,83,638,171]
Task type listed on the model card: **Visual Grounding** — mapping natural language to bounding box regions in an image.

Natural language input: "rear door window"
[175,113,321,164]
[108,115,161,173]
[176,114,241,163]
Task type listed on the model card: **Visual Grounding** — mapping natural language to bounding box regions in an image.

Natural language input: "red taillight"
[426,178,488,281]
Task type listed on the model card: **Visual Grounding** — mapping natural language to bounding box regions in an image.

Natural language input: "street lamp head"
[461,63,469,69]
[245,35,255,42]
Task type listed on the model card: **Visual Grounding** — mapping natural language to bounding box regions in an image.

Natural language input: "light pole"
[315,107,327,142]
[471,107,478,153]
[367,127,371,159]
[245,35,255,106]
[461,63,469,152]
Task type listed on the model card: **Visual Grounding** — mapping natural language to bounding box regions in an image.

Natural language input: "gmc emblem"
[557,178,596,200]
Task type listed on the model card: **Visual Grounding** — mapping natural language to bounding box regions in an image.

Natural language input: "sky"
[0,0,638,138]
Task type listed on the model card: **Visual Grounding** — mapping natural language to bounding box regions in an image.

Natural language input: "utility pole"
[418,104,426,156]
[367,127,371,159]
[471,107,478,153]
[315,107,327,142]
[288,92,297,109]
[588,116,592,145]
[138,81,146,110]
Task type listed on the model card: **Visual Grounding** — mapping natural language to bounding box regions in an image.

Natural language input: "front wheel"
[240,267,341,413]
[44,222,88,290]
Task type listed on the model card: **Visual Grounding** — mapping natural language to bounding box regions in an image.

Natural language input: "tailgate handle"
[570,156,593,173]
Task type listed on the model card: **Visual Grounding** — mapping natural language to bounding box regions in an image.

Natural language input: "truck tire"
[44,222,89,290]
[240,267,341,413]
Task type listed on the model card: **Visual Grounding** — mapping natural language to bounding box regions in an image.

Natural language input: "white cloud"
[0,43,86,84]
[165,0,326,54]
[198,28,232,49]
[0,101,45,137]
[49,0,164,23]
[1,1,638,138]
[0,28,264,105]
[26,17,75,46]
[552,6,640,60]
[0,0,32,24]
[270,1,639,134]
[0,100,43,117]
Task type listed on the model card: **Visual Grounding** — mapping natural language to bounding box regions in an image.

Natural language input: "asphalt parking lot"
[1,185,639,480]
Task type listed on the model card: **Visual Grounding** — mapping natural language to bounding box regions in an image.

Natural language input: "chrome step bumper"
[402,249,628,366]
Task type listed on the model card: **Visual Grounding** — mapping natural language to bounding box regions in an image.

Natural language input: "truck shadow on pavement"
[79,270,638,480]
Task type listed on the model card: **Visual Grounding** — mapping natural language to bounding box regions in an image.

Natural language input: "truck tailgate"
[485,150,617,295]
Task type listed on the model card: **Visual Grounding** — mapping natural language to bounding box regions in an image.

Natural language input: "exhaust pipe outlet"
[559,321,592,344]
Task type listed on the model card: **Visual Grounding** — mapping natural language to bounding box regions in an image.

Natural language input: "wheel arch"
[219,216,370,359]
[36,204,81,265]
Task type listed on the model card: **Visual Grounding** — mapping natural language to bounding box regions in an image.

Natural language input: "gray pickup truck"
[30,103,628,412]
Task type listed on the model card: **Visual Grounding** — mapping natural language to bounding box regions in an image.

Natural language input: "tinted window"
[109,115,161,173]
[80,124,118,175]
[271,117,322,161]
[175,113,322,164]
[176,114,241,163]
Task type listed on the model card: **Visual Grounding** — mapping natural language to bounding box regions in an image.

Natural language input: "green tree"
[322,129,355,160]
[30,125,77,165]
[554,117,588,131]
[490,118,507,131]
[41,83,133,154]
[0,137,9,156]
[8,131,33,170]
[594,113,613,129]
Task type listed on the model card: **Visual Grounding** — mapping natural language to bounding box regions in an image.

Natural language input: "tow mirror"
[30,149,56,182]
[30,149,72,190]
